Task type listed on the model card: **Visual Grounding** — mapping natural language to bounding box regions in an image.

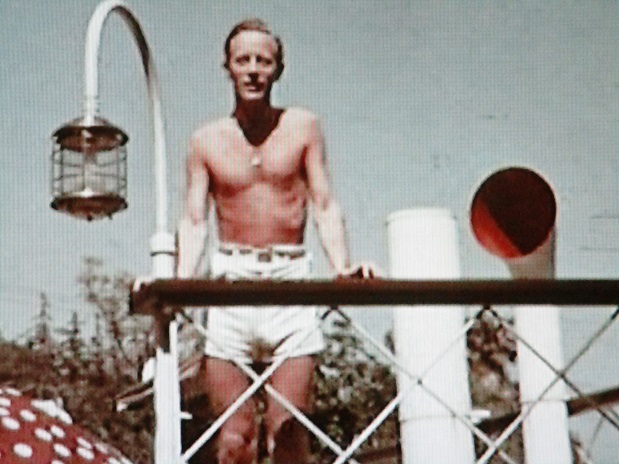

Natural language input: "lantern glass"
[51,116,129,221]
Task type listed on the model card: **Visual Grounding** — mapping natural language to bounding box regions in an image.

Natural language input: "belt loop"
[219,247,233,256]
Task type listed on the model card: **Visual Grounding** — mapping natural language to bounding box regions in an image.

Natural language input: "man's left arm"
[305,113,379,278]
[304,113,352,275]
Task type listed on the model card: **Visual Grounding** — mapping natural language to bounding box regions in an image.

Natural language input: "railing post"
[387,208,475,464]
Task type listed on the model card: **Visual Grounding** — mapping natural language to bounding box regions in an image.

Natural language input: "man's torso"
[194,108,315,247]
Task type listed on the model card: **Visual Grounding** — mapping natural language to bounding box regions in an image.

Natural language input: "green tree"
[75,257,154,463]
[78,256,152,379]
[28,292,53,353]
[55,310,88,382]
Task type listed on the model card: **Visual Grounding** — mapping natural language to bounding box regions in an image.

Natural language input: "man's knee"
[269,417,310,464]
[217,429,257,464]
[216,408,258,464]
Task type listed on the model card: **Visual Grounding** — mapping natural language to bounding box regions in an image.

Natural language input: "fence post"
[387,208,475,464]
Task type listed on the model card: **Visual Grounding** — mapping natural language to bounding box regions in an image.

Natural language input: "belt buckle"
[257,249,272,262]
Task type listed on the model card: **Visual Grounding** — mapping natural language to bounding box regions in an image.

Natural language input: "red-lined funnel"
[470,167,557,278]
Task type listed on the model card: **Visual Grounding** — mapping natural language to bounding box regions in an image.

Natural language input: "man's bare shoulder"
[282,108,323,144]
[284,107,321,126]
[191,117,233,147]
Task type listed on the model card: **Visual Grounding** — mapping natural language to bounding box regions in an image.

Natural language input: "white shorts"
[204,244,325,364]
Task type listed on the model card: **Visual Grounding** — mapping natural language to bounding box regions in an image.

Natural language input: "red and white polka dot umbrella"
[0,387,134,464]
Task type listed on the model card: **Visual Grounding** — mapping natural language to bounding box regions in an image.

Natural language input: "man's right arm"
[177,133,209,278]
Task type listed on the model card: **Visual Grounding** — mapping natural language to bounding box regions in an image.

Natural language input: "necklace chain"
[234,110,277,170]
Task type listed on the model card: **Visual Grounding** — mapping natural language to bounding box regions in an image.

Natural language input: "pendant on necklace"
[251,151,262,168]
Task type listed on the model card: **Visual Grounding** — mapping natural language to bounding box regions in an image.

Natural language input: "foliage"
[311,314,399,463]
[78,256,153,378]
[467,309,523,462]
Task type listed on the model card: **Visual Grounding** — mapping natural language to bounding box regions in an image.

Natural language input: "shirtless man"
[177,19,370,464]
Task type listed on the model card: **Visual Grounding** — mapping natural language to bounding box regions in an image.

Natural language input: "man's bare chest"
[206,130,308,188]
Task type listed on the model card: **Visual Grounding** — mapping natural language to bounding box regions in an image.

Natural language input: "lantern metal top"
[53,115,128,153]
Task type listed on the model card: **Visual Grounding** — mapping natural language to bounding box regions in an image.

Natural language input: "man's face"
[227,30,281,102]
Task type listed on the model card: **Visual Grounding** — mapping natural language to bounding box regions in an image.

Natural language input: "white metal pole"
[151,232,180,464]
[387,209,475,464]
[509,233,572,464]
[515,305,572,464]
[84,3,180,463]
[84,0,170,235]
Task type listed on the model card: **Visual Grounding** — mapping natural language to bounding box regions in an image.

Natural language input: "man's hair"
[223,18,284,75]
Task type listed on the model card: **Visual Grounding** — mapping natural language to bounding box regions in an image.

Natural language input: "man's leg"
[204,358,258,464]
[264,356,315,464]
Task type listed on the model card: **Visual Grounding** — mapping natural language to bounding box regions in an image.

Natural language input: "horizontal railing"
[130,279,619,314]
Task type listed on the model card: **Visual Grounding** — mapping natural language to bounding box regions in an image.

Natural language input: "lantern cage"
[51,116,129,221]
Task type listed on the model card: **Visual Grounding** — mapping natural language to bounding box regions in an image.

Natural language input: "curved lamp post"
[51,1,181,463]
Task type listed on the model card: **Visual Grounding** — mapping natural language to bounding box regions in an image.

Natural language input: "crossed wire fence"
[481,306,619,463]
[170,301,619,464]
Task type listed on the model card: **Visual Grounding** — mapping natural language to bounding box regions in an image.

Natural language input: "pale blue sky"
[1,1,619,460]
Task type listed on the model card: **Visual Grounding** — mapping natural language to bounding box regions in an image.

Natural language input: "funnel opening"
[470,167,556,259]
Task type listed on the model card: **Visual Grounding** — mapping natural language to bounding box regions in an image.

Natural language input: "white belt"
[218,244,306,262]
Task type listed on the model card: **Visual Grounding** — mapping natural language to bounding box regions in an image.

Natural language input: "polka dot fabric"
[0,388,134,464]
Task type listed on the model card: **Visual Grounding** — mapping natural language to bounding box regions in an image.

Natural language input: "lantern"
[51,116,128,221]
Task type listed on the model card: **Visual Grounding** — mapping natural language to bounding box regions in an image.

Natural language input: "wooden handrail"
[130,278,619,315]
